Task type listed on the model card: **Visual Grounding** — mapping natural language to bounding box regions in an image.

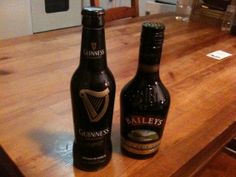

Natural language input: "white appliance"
[146,0,177,15]
[30,0,82,33]
[0,0,33,40]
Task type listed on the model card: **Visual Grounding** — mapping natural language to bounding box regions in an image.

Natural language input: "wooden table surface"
[0,14,236,177]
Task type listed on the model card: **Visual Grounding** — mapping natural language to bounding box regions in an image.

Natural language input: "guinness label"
[78,128,110,139]
[80,88,110,122]
[83,42,105,58]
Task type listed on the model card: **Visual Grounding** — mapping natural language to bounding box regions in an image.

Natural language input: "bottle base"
[73,159,111,172]
[73,142,112,171]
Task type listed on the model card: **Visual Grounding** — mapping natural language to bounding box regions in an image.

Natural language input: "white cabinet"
[31,0,82,33]
[0,0,32,40]
[0,0,82,39]
[0,0,159,40]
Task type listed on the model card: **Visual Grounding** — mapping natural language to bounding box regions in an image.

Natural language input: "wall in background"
[78,0,150,16]
[0,0,152,40]
[31,0,82,33]
[0,0,32,40]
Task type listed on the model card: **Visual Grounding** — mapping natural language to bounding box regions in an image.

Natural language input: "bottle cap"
[142,22,165,32]
[82,7,105,28]
[141,22,165,46]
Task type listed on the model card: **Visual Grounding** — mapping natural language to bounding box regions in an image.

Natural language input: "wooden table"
[0,14,236,177]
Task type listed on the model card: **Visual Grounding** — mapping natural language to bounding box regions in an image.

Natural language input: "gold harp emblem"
[79,88,109,122]
[91,42,97,51]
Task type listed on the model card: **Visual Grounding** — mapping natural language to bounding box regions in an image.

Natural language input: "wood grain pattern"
[0,14,235,177]
[193,149,236,177]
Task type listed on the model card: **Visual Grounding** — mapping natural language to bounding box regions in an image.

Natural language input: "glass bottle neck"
[135,43,163,80]
[79,27,107,70]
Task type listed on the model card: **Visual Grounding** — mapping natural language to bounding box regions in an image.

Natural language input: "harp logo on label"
[91,42,96,50]
[79,88,110,122]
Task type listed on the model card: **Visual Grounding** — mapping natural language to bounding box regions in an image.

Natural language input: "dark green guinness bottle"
[120,22,170,159]
[70,7,116,171]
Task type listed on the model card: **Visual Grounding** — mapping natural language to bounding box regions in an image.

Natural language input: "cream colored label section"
[121,137,160,155]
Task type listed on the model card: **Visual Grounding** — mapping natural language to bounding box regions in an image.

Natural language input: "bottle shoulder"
[71,67,115,91]
[121,77,170,113]
[121,77,169,95]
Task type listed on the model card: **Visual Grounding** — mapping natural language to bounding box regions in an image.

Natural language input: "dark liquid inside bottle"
[230,21,236,35]
[120,22,170,159]
[70,7,116,171]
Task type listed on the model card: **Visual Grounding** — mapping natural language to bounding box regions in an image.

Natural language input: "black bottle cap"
[139,22,165,65]
[141,22,165,47]
[82,7,105,28]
